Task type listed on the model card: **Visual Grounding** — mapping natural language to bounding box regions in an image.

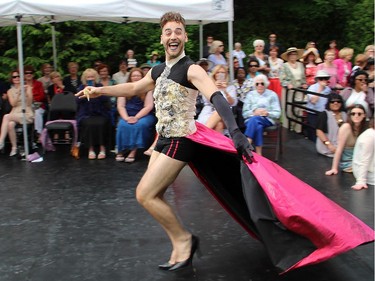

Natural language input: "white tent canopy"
[0,0,233,25]
[0,0,234,156]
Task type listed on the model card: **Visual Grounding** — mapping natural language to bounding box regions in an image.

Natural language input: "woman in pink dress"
[317,50,342,89]
[334,47,354,88]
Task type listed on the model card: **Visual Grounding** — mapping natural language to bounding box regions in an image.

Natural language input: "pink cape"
[187,122,374,274]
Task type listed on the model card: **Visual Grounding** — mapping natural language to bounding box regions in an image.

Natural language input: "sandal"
[115,154,125,162]
[88,151,96,160]
[97,151,106,160]
[143,147,154,156]
[124,156,135,163]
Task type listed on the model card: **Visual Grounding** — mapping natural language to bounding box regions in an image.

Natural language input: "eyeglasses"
[249,65,259,67]
[350,112,364,116]
[25,71,33,74]
[255,82,265,86]
[318,77,330,81]
[12,75,20,78]
[355,78,367,82]
[329,100,342,104]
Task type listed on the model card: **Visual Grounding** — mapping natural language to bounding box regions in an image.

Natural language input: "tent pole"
[51,17,57,70]
[199,21,203,59]
[16,15,29,157]
[228,20,234,82]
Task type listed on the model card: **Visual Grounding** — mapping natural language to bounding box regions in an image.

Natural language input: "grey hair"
[253,39,265,47]
[254,74,270,88]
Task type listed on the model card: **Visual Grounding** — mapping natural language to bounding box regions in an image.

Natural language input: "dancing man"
[77,11,253,271]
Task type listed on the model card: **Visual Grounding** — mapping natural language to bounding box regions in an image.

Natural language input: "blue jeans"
[244,116,273,146]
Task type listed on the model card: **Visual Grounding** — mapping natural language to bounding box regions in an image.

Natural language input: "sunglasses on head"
[255,82,265,86]
[350,112,364,116]
[25,71,33,74]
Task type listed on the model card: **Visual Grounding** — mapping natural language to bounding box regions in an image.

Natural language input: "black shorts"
[154,136,196,162]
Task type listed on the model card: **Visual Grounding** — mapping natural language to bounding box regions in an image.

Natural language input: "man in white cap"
[306,70,332,141]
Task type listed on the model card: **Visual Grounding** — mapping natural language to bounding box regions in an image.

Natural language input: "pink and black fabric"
[187,122,374,274]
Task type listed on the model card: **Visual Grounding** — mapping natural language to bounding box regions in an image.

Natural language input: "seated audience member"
[76,68,110,160]
[0,79,10,123]
[112,60,129,85]
[0,70,34,156]
[242,74,281,156]
[340,70,370,117]
[351,118,374,190]
[305,70,332,141]
[316,93,347,157]
[197,65,236,133]
[115,68,156,163]
[325,104,367,175]
[24,65,45,138]
[63,62,82,93]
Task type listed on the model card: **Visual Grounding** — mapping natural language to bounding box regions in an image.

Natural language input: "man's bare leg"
[136,152,193,264]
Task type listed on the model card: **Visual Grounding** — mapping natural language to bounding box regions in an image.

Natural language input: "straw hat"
[151,51,159,57]
[281,47,304,61]
[301,48,322,63]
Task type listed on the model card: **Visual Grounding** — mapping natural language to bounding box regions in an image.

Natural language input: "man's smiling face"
[160,21,188,60]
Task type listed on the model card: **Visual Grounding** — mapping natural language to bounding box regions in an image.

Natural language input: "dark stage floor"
[0,129,373,281]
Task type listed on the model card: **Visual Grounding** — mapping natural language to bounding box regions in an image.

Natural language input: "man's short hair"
[160,12,186,29]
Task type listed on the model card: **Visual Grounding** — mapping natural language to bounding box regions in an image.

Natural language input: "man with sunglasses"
[305,70,332,141]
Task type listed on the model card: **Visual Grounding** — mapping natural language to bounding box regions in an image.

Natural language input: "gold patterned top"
[152,56,198,138]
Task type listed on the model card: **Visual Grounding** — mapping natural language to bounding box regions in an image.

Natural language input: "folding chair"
[263,120,282,162]
[42,92,77,153]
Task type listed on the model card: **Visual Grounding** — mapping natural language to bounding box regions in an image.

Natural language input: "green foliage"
[0,0,373,81]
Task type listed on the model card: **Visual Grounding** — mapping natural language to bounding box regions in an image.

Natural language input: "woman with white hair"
[207,40,227,66]
[248,39,270,74]
[242,74,281,155]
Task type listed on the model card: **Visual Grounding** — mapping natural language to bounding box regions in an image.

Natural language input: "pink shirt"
[334,59,352,87]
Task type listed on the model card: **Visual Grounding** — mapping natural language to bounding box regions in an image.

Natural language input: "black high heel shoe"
[158,262,175,270]
[168,235,200,272]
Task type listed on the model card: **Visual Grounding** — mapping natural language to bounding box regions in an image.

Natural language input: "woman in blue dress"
[116,68,157,162]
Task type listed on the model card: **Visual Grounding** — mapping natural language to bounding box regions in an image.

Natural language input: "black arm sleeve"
[210,91,238,135]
